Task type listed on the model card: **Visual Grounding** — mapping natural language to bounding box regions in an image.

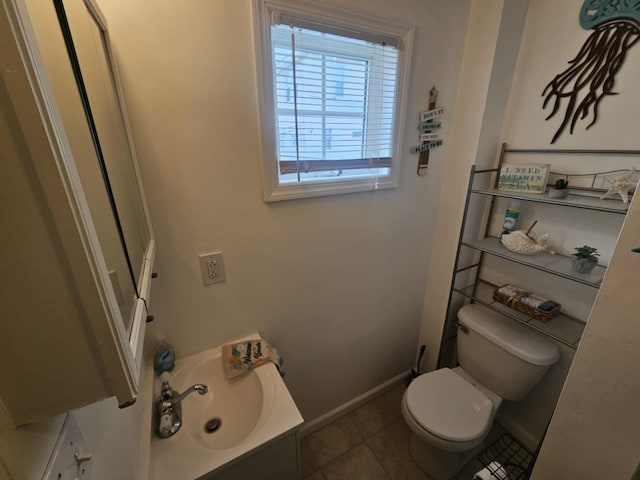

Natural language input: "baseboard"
[299,370,411,437]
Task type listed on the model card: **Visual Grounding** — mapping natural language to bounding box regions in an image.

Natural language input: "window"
[253,0,412,201]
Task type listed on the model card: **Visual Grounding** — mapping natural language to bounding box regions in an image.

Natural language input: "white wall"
[99,0,472,422]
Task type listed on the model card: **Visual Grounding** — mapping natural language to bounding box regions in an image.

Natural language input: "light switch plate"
[42,413,92,480]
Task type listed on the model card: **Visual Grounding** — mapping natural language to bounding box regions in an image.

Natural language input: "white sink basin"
[181,350,264,450]
[150,334,303,480]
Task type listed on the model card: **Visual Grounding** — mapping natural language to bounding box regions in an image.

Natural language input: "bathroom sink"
[180,350,265,450]
[150,334,303,480]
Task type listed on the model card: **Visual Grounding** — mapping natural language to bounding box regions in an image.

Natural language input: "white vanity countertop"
[149,334,304,480]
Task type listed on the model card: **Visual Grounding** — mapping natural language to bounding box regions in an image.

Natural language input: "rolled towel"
[520,295,545,309]
[222,338,283,379]
[497,285,529,297]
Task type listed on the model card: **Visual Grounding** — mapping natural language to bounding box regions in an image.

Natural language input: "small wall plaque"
[411,139,443,154]
[419,107,445,122]
[418,121,442,132]
[498,164,550,194]
[419,133,440,142]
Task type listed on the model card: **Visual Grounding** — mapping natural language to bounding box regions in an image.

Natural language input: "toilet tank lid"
[458,304,560,366]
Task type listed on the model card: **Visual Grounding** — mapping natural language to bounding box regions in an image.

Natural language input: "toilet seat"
[405,368,494,443]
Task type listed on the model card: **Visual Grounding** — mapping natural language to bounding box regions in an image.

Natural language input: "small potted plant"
[571,245,599,273]
[548,178,570,199]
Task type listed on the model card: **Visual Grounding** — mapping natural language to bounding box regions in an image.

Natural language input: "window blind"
[270,18,400,181]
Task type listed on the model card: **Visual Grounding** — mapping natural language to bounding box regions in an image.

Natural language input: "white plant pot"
[548,188,569,199]
[571,255,597,274]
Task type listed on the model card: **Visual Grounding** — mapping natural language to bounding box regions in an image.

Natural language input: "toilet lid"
[406,368,493,442]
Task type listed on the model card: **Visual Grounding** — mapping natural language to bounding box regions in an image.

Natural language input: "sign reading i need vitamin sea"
[498,164,550,194]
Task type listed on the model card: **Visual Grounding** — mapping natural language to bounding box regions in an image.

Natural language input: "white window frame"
[252,0,413,202]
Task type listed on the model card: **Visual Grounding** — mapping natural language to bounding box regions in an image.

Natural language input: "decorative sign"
[420,133,440,142]
[418,121,442,132]
[412,86,444,174]
[419,107,445,123]
[498,163,550,194]
[411,140,443,154]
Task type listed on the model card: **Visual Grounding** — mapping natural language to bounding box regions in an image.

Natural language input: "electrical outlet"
[42,413,93,480]
[198,252,226,285]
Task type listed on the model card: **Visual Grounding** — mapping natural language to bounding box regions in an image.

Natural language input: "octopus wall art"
[542,0,640,144]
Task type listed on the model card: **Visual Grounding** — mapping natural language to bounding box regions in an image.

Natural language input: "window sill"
[263,176,397,202]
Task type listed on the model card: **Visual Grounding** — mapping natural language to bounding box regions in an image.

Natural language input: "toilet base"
[409,434,483,480]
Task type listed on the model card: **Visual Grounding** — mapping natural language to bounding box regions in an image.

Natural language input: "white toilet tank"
[456,304,560,401]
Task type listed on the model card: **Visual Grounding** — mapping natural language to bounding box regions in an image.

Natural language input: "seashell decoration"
[501,230,555,256]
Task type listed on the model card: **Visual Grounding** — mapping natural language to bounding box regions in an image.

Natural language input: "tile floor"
[301,383,506,480]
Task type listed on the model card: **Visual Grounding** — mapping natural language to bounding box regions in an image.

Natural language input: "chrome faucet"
[157,380,208,438]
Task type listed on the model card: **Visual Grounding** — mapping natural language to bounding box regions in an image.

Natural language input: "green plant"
[554,178,569,189]
[574,245,599,261]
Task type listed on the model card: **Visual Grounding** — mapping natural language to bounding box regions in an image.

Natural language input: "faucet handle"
[160,380,173,400]
[158,411,177,437]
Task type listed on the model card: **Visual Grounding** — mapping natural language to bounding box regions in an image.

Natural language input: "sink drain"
[204,418,222,434]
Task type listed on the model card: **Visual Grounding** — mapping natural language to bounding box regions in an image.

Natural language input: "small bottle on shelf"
[501,200,520,237]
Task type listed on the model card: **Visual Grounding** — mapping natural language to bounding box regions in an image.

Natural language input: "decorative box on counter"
[492,285,561,322]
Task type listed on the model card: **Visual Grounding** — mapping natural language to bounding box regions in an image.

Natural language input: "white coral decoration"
[501,230,555,256]
[600,167,637,203]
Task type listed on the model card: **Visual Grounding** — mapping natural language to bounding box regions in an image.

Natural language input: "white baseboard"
[299,370,411,437]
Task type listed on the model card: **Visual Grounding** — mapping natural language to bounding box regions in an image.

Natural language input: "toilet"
[402,303,560,480]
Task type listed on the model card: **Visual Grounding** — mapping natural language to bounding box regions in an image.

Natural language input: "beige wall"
[99,0,472,422]
[502,0,640,150]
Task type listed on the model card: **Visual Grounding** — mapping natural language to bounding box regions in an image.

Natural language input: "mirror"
[22,0,152,336]
[54,0,151,289]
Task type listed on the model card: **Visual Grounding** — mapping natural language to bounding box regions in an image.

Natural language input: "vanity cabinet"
[439,144,637,365]
[208,434,300,480]
[0,0,154,425]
